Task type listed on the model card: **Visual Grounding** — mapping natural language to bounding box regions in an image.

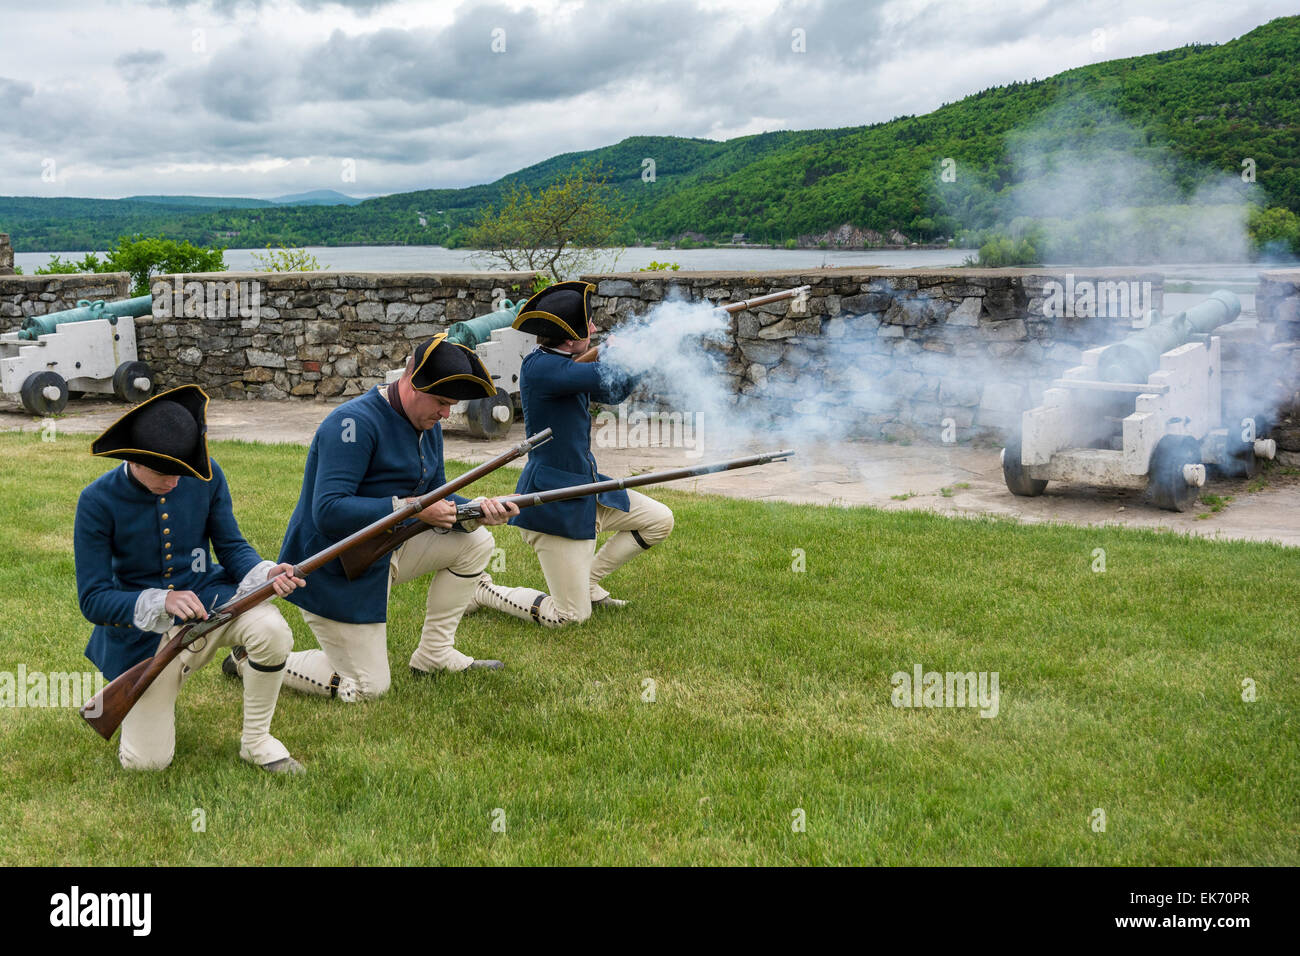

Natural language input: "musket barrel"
[457,449,795,518]
[719,286,811,315]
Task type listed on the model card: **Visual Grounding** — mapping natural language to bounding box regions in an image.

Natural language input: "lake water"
[14,244,975,274]
[14,244,1292,313]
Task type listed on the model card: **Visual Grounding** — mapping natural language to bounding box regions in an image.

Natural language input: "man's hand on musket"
[266,563,306,597]
[165,589,209,621]
[473,496,521,526]
[413,498,459,528]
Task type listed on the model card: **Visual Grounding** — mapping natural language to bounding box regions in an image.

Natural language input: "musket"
[573,286,811,363]
[79,427,554,740]
[339,449,795,581]
[718,285,811,315]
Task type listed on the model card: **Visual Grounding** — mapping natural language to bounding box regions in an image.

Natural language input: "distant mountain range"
[122,190,363,208]
[2,15,1297,255]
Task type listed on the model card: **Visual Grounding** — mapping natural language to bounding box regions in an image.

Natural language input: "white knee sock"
[589,531,651,600]
[239,661,291,765]
[475,575,570,627]
[410,568,480,672]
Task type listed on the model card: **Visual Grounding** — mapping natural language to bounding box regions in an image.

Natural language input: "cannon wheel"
[1216,414,1272,479]
[113,361,154,402]
[1002,431,1047,497]
[20,371,69,416]
[465,387,514,439]
[1149,434,1202,512]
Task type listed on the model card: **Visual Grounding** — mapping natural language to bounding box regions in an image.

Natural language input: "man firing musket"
[465,281,809,627]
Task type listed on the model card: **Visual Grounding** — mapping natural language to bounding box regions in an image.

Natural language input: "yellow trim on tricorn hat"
[409,333,496,400]
[512,280,595,340]
[90,384,213,481]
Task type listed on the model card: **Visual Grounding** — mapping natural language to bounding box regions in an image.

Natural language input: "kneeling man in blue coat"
[472,281,674,626]
[255,335,519,701]
[74,386,305,773]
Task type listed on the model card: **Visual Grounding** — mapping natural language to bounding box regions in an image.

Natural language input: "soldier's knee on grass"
[354,673,391,700]
[119,750,173,772]
[556,598,591,625]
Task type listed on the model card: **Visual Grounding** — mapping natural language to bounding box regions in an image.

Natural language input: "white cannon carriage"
[1,296,155,415]
[1002,290,1276,511]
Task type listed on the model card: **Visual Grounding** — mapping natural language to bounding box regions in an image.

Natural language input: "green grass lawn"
[0,431,1296,865]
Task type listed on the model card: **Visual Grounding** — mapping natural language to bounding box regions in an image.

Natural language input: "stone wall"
[0,272,132,331]
[1254,270,1300,455]
[137,271,535,399]
[586,268,1165,441]
[126,267,1189,440]
[0,234,14,276]
[123,265,1300,450]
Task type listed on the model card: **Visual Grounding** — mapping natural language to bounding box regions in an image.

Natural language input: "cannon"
[1,296,155,415]
[17,294,153,340]
[1003,289,1277,511]
[1096,290,1240,384]
[385,299,531,439]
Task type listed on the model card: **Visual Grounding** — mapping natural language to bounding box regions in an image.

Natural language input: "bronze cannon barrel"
[1097,290,1240,383]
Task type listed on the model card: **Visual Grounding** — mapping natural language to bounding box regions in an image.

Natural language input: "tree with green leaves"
[466,161,628,281]
[250,245,325,272]
[33,236,227,296]
[105,235,226,295]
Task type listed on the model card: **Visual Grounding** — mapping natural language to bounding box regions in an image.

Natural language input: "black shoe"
[221,646,247,678]
[259,756,307,775]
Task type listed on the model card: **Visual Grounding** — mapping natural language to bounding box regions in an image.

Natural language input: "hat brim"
[91,385,213,481]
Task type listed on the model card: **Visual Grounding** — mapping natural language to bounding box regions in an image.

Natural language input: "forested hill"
[2,14,1297,253]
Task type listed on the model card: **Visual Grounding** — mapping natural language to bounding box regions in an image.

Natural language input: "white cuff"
[134,588,173,633]
[235,560,278,599]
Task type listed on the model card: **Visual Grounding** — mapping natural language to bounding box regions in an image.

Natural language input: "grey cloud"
[0,77,36,104]
[142,0,398,13]
[298,1,714,106]
[115,49,168,83]
[189,41,294,121]
[2,0,1296,200]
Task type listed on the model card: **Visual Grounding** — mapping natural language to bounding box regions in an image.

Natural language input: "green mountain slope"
[2,15,1297,254]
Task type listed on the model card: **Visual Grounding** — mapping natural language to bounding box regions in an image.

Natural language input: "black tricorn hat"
[409,333,496,400]
[513,280,595,340]
[91,384,212,481]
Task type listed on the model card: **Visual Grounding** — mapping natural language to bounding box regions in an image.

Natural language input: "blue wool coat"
[278,386,468,624]
[74,460,263,680]
[510,348,638,540]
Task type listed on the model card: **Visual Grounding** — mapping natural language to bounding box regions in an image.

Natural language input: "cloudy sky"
[0,0,1293,200]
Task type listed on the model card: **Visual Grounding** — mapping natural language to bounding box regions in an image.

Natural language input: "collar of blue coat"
[513,280,595,341]
[90,384,213,481]
[409,332,496,399]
